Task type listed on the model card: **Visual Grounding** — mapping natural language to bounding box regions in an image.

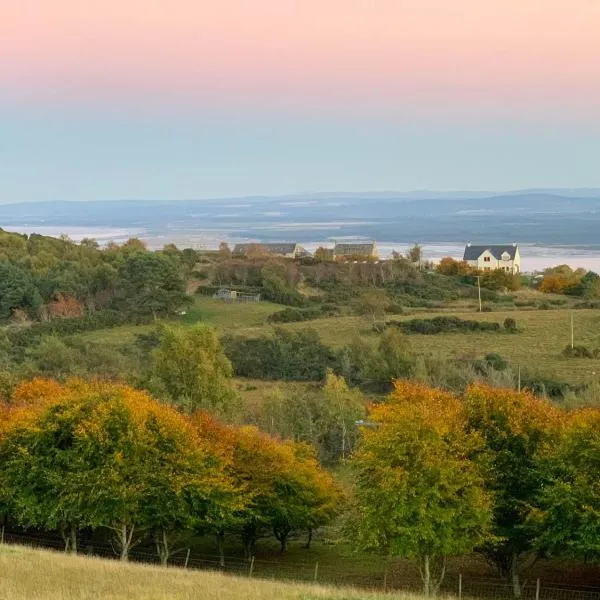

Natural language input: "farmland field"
[78,297,600,386]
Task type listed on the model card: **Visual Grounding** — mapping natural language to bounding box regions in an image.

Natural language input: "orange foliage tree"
[0,379,236,562]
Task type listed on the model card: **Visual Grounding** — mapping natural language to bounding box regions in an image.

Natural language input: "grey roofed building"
[463,244,518,261]
[232,242,309,258]
[333,241,378,259]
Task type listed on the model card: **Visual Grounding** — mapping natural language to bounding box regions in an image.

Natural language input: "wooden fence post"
[383,568,388,592]
[458,573,462,600]
[313,562,319,582]
[536,578,541,600]
[184,548,191,569]
[249,556,255,577]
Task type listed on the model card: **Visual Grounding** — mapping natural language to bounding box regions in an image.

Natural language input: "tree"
[0,262,42,320]
[152,324,240,418]
[352,381,492,596]
[116,252,189,318]
[356,290,389,327]
[218,242,232,260]
[406,243,423,267]
[462,384,564,597]
[321,371,365,461]
[536,408,600,561]
[0,379,235,561]
[216,425,341,556]
[436,257,470,276]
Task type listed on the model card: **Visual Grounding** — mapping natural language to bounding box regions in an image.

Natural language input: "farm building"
[333,242,379,260]
[232,242,310,259]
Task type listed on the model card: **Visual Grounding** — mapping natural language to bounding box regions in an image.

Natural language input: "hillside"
[0,545,393,600]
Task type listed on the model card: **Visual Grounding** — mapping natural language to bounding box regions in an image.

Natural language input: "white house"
[463,243,521,274]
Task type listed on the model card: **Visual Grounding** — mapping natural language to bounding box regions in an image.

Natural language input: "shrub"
[503,317,518,333]
[485,352,509,371]
[562,345,598,359]
[267,307,322,323]
[394,316,501,335]
[385,303,404,315]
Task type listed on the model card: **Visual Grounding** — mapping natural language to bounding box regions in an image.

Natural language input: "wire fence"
[2,530,600,600]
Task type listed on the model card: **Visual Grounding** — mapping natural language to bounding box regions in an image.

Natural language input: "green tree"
[116,252,189,318]
[0,262,42,320]
[322,371,365,460]
[462,384,564,597]
[153,325,240,418]
[355,290,389,326]
[536,408,600,561]
[352,381,492,596]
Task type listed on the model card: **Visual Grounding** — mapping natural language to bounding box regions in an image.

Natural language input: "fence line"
[2,531,600,600]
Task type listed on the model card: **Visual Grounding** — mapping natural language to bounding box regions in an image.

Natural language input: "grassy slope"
[0,545,397,600]
[78,297,600,385]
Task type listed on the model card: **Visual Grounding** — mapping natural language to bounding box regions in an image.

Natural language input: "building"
[463,243,521,273]
[333,242,379,260]
[232,242,310,259]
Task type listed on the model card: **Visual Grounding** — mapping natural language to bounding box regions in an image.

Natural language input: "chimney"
[513,242,517,247]
[467,241,472,247]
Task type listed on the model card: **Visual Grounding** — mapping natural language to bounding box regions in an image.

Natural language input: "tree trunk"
[511,553,522,599]
[423,554,431,597]
[242,525,257,560]
[113,523,135,561]
[60,523,78,554]
[273,526,290,554]
[216,531,226,567]
[419,555,446,597]
[155,529,170,566]
[304,529,313,549]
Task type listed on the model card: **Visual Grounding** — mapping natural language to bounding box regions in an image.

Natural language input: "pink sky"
[2,0,600,118]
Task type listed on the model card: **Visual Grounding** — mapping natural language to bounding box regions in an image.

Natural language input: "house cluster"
[232,241,379,260]
[230,240,522,273]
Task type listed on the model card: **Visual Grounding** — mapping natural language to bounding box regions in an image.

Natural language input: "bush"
[385,303,404,315]
[485,352,508,371]
[222,328,336,380]
[562,345,599,359]
[394,316,501,335]
[503,317,518,333]
[267,307,322,323]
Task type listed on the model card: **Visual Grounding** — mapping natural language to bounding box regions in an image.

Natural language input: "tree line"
[352,381,600,596]
[0,378,341,565]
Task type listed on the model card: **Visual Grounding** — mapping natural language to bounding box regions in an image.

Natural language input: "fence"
[2,531,600,600]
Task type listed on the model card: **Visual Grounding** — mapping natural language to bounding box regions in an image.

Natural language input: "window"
[483,256,491,262]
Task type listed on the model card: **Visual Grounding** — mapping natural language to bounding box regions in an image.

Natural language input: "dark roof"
[233,243,299,255]
[334,242,377,255]
[463,245,518,261]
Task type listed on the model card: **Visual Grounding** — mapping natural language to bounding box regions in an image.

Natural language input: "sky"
[1,0,600,203]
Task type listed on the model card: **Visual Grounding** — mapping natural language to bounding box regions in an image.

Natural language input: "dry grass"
[0,545,404,600]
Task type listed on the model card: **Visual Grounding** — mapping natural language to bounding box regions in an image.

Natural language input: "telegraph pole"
[476,276,482,312]
[571,312,574,349]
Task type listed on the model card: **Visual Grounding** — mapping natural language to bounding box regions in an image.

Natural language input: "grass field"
[0,545,398,600]
[78,297,600,385]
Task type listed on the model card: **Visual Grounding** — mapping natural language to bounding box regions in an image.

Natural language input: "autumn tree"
[352,381,492,596]
[0,379,235,561]
[152,324,240,419]
[223,425,341,556]
[462,384,564,597]
[436,257,470,276]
